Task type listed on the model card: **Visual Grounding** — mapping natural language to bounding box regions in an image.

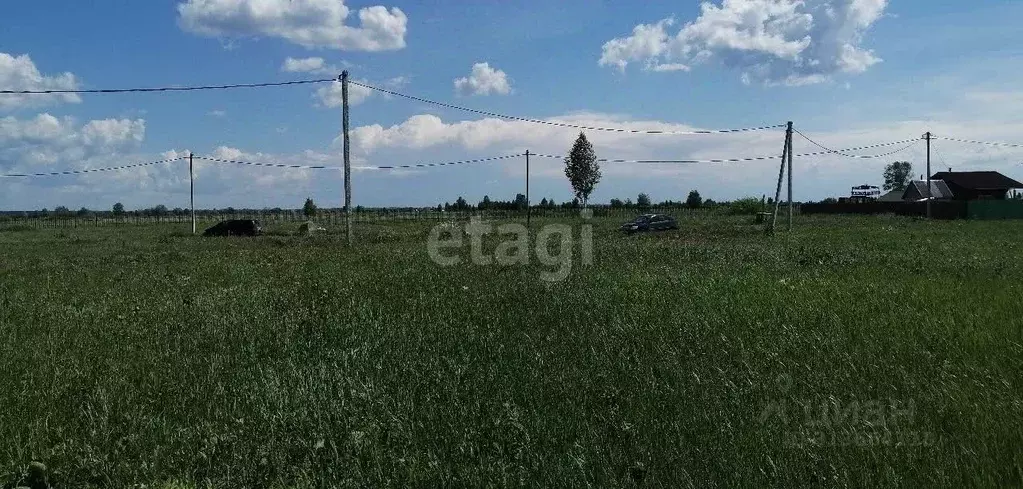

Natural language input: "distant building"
[929,171,1023,200]
[878,189,905,202]
[849,184,880,203]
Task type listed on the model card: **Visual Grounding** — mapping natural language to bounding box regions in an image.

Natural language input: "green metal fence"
[967,200,1023,220]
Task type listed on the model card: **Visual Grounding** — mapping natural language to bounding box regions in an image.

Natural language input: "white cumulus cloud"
[281,56,343,75]
[315,76,407,108]
[454,63,512,96]
[0,52,81,110]
[0,114,145,169]
[599,19,678,72]
[599,0,887,85]
[81,119,146,147]
[177,0,407,51]
[349,112,781,159]
[650,63,691,72]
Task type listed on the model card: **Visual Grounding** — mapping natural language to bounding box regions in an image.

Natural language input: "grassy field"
[1,214,1021,488]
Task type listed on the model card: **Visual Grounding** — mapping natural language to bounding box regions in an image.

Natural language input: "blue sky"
[2,0,1023,211]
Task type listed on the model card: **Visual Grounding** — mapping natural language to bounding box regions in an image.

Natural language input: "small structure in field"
[298,221,326,236]
[203,219,262,237]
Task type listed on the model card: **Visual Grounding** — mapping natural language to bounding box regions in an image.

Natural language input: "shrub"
[727,197,763,215]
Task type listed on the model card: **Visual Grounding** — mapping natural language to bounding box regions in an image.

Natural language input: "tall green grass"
[0,215,1020,487]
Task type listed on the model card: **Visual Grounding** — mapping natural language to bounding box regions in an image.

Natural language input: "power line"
[532,153,781,164]
[194,156,336,170]
[932,141,949,171]
[197,153,522,171]
[348,80,786,135]
[793,139,920,159]
[0,157,183,178]
[935,136,1023,149]
[365,154,521,170]
[0,78,335,95]
[793,128,920,158]
[532,139,918,164]
[1,138,921,180]
[1,153,521,179]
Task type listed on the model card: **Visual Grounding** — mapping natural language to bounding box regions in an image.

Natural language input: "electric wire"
[196,154,523,171]
[0,157,184,178]
[532,139,919,164]
[531,153,781,164]
[792,139,920,159]
[794,128,921,158]
[348,80,786,135]
[0,78,335,95]
[935,136,1023,149]
[194,156,334,170]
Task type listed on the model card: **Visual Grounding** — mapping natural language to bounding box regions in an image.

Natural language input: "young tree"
[563,132,601,206]
[637,193,651,209]
[480,195,491,210]
[112,202,125,215]
[883,161,913,191]
[539,197,549,207]
[454,196,469,210]
[686,190,703,208]
[303,198,317,217]
[514,193,527,210]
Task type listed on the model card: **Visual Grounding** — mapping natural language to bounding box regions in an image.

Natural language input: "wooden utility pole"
[189,152,196,235]
[925,131,932,219]
[769,132,789,234]
[525,150,531,228]
[786,121,794,231]
[342,71,352,245]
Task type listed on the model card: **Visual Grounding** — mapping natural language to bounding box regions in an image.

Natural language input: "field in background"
[0,203,787,231]
[1,214,1021,487]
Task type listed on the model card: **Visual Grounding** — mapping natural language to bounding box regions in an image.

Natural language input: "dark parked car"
[621,214,678,234]
[203,219,263,237]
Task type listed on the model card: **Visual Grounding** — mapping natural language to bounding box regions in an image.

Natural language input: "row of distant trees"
[16,203,175,218]
[8,131,743,218]
[432,191,709,212]
[8,203,315,219]
[11,189,715,219]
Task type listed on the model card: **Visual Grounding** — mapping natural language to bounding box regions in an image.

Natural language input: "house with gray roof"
[903,180,954,201]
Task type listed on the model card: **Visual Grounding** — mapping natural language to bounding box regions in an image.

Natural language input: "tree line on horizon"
[1,131,772,219]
